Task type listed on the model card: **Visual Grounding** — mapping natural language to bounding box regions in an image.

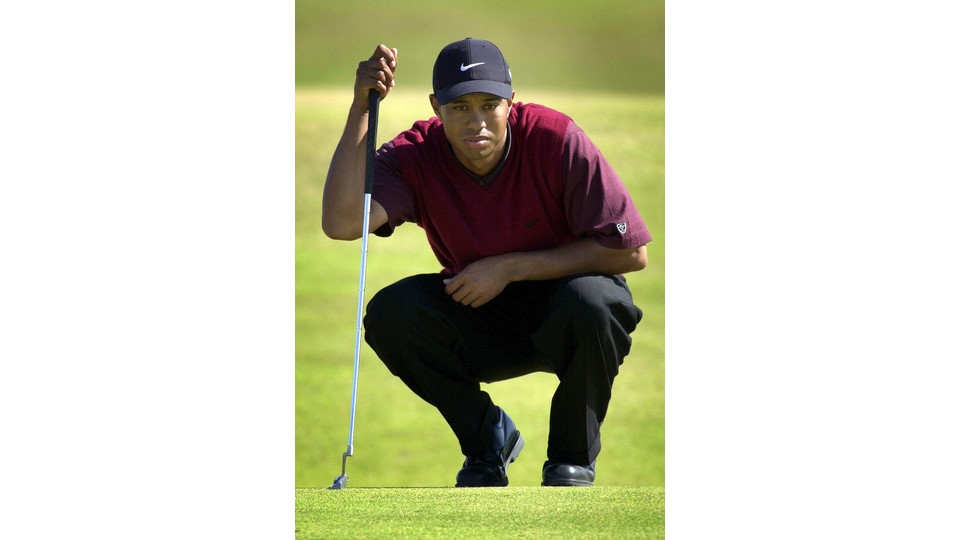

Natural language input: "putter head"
[328,474,348,490]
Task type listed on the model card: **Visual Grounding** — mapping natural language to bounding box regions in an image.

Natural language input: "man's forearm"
[322,105,370,239]
[501,239,647,282]
[324,45,397,240]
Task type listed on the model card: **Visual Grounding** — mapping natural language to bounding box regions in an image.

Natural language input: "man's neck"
[453,126,512,187]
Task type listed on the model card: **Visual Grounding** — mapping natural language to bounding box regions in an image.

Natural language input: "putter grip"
[364,89,380,195]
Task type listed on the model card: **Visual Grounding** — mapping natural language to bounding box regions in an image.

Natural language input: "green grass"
[296,88,663,489]
[296,487,665,539]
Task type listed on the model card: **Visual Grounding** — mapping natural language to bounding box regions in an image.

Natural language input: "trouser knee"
[363,274,455,374]
[557,275,640,330]
[363,280,406,343]
[534,275,641,372]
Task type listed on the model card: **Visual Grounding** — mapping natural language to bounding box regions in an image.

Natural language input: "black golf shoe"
[541,461,596,487]
[455,407,524,487]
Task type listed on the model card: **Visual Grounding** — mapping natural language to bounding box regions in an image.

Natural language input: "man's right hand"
[354,44,398,111]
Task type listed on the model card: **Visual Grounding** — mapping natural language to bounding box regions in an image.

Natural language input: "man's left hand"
[442,255,515,308]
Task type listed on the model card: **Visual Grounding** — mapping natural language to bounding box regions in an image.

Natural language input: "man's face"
[430,92,514,176]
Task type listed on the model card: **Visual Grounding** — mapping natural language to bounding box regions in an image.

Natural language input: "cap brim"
[435,81,513,105]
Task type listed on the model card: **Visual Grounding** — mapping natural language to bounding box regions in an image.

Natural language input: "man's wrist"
[502,252,531,283]
[349,99,370,117]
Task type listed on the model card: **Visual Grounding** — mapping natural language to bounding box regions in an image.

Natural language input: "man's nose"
[467,110,486,129]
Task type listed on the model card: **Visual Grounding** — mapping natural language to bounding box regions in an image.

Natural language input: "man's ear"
[429,94,441,118]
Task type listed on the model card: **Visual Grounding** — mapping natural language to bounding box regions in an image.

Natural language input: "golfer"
[323,38,652,487]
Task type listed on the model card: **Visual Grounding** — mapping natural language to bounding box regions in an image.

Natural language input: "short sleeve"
[370,140,417,237]
[561,123,653,248]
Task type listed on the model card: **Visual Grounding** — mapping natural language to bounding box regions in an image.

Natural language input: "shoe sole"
[503,430,524,475]
[541,478,594,487]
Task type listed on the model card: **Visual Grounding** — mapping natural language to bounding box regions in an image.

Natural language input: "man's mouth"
[463,135,490,148]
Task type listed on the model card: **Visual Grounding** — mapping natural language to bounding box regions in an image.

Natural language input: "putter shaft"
[329,89,380,490]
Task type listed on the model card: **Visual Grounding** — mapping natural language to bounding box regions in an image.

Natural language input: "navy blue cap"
[432,38,513,105]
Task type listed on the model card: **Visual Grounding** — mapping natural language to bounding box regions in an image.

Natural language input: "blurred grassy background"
[296,0,664,95]
[296,0,663,488]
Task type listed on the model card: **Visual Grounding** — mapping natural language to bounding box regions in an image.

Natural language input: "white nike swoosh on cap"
[460,62,485,71]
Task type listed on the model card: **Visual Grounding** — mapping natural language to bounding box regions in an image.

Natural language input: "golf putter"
[329,89,380,490]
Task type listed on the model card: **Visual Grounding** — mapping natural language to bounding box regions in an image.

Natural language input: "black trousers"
[363,272,642,465]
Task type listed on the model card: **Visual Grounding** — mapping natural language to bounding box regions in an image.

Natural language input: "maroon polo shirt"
[372,102,652,275]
